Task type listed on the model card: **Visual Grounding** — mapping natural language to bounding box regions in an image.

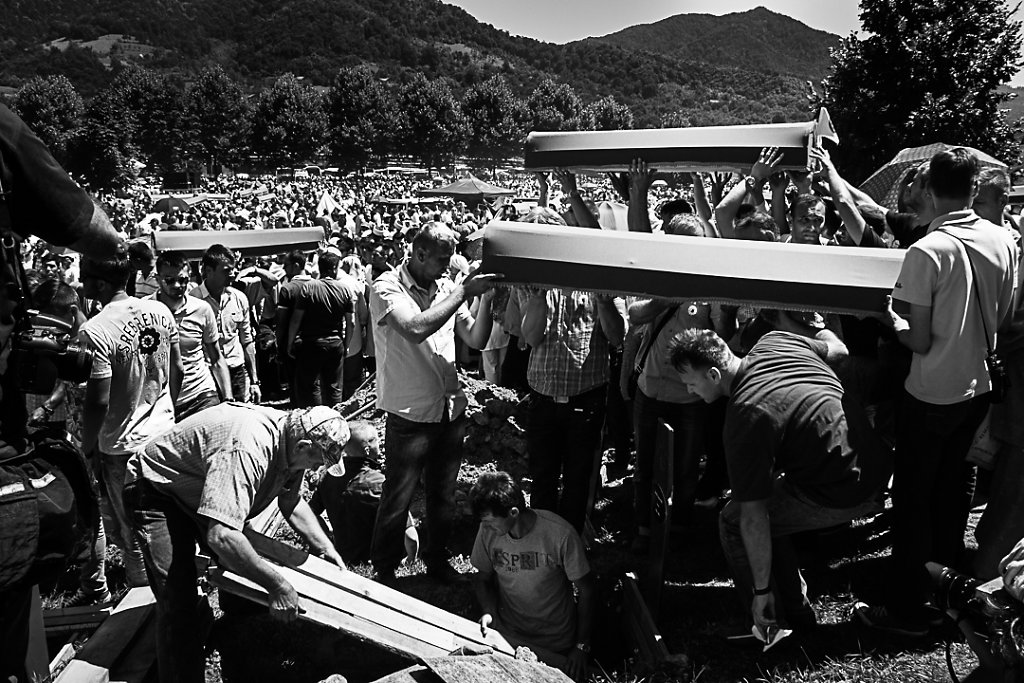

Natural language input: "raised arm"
[627,158,656,233]
[555,169,600,229]
[809,146,868,245]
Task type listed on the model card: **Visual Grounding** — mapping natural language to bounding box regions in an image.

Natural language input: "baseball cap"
[296,406,350,469]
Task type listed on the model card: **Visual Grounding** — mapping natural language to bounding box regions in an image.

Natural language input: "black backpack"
[0,435,98,591]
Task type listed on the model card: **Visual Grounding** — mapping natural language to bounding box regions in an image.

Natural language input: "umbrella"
[859,144,1006,210]
[418,175,515,205]
[152,196,189,214]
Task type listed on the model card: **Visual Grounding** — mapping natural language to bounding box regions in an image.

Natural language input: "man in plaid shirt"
[123,404,350,683]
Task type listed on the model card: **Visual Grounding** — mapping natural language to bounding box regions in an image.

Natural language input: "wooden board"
[209,568,450,661]
[622,573,669,669]
[246,499,285,538]
[644,420,674,620]
[243,530,515,655]
[425,655,571,683]
[55,587,157,683]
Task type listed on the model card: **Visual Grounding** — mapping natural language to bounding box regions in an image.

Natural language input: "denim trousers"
[527,385,606,533]
[124,481,206,683]
[371,411,465,572]
[719,475,881,627]
[889,391,988,612]
[633,390,708,530]
[293,336,345,408]
[100,452,148,587]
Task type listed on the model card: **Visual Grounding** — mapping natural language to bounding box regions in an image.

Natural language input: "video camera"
[10,310,93,395]
[928,562,1024,682]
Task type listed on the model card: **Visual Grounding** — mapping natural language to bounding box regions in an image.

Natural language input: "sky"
[442,0,1024,86]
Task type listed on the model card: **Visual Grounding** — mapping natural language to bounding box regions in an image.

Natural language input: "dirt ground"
[45,371,988,683]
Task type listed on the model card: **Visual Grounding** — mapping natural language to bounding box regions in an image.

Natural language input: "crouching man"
[470,472,595,681]
[124,403,350,683]
[669,329,891,633]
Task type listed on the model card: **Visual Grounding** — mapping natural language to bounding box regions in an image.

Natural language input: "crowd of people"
[11,134,1024,683]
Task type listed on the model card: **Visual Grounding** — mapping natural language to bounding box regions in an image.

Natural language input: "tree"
[106,65,186,173]
[587,95,634,131]
[182,66,251,172]
[69,85,139,190]
[395,75,470,171]
[327,66,400,171]
[11,75,84,164]
[526,78,592,132]
[462,75,528,163]
[816,0,1023,183]
[251,73,328,165]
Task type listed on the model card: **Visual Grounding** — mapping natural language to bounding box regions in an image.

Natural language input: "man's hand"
[751,592,776,629]
[563,648,589,682]
[808,145,836,176]
[628,158,657,197]
[1000,538,1024,601]
[268,580,302,622]
[248,382,262,404]
[768,171,788,193]
[751,147,783,183]
[607,172,630,203]
[553,168,578,196]
[463,269,503,298]
[478,612,504,637]
[323,546,346,571]
[881,295,909,332]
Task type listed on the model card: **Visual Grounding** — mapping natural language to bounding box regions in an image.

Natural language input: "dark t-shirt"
[296,277,356,339]
[311,461,383,564]
[0,104,94,247]
[724,332,889,508]
[885,211,928,249]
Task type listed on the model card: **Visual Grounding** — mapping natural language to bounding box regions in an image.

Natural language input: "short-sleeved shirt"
[370,264,471,422]
[892,211,1018,404]
[190,282,253,369]
[148,294,220,406]
[80,296,179,455]
[134,272,159,299]
[725,332,888,508]
[296,276,359,340]
[637,302,713,404]
[126,403,301,530]
[471,510,590,652]
[526,289,614,399]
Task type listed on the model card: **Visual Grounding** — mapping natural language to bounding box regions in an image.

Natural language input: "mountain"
[593,7,840,83]
[0,0,826,127]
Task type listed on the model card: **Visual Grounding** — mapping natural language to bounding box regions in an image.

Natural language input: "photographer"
[0,103,123,682]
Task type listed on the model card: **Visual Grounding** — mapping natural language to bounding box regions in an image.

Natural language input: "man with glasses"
[151,250,231,420]
[124,404,350,683]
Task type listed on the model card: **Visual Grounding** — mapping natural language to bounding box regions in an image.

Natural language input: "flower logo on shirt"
[138,327,160,355]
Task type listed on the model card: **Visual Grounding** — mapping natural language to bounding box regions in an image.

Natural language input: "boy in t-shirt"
[309,419,418,565]
[470,472,595,682]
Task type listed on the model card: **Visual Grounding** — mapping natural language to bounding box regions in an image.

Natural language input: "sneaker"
[425,562,464,584]
[851,602,929,638]
[64,587,112,609]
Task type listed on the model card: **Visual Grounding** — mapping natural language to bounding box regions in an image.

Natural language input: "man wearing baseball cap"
[123,403,350,683]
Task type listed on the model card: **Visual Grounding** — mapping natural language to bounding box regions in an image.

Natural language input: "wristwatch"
[575,642,591,654]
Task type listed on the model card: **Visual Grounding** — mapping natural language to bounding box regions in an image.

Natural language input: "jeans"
[342,353,363,400]
[228,364,248,402]
[99,452,148,587]
[890,391,988,612]
[371,412,465,572]
[293,337,345,408]
[719,475,881,627]
[605,347,633,467]
[527,385,606,533]
[125,481,206,683]
[633,390,707,530]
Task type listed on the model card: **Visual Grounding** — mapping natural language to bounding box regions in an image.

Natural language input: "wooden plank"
[45,608,110,630]
[622,573,669,669]
[246,499,285,538]
[49,642,77,674]
[243,530,515,655]
[45,603,115,620]
[425,654,572,683]
[643,420,674,620]
[26,585,49,681]
[55,588,156,683]
[209,568,449,661]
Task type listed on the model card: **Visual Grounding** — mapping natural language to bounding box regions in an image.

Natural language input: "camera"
[9,310,93,394]
[928,563,1024,678]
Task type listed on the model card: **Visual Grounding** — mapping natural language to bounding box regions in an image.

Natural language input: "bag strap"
[940,230,994,355]
[635,305,679,373]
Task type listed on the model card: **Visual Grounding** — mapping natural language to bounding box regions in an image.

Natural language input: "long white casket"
[524,109,838,174]
[482,222,905,316]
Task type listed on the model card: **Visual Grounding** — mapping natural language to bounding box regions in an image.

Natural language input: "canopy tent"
[152,226,323,258]
[860,143,1007,210]
[418,176,516,204]
[315,191,343,217]
[481,221,904,316]
[1010,185,1024,205]
[523,109,838,174]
